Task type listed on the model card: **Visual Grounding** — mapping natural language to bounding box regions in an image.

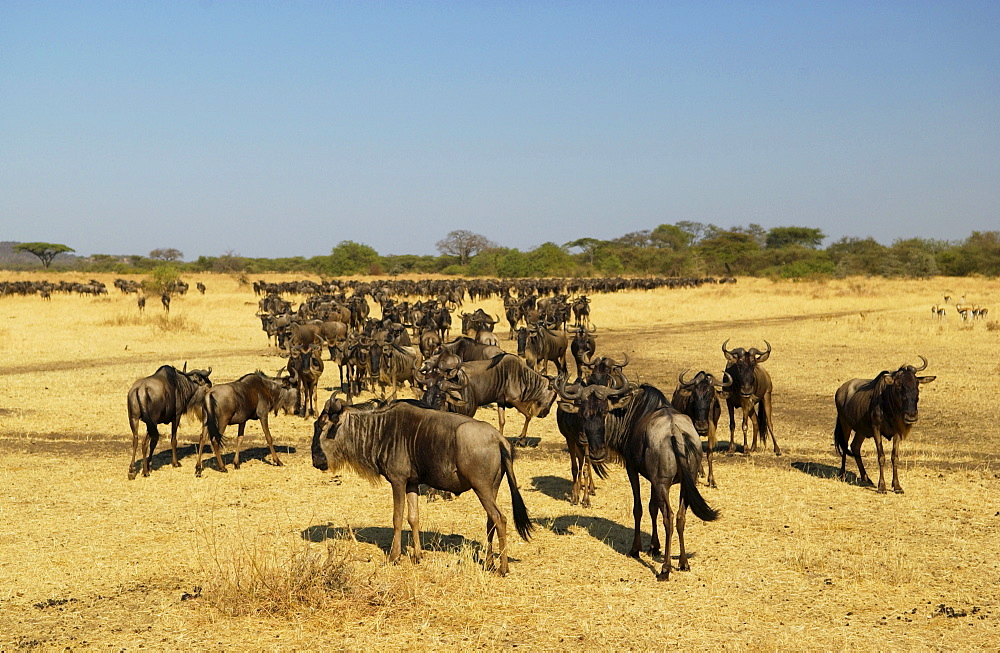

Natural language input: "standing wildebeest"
[671,370,731,488]
[554,375,632,507]
[722,339,780,455]
[834,356,936,494]
[569,325,597,383]
[137,294,146,312]
[417,353,558,446]
[288,344,324,417]
[311,397,534,575]
[518,323,568,376]
[195,372,299,476]
[161,293,171,312]
[594,384,720,580]
[127,364,213,479]
[196,282,206,294]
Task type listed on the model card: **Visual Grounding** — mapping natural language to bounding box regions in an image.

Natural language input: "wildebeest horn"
[756,340,772,362]
[912,355,928,372]
[678,369,695,388]
[722,339,735,358]
[613,353,630,368]
[720,372,733,388]
[555,374,583,400]
[182,361,187,373]
[592,381,633,400]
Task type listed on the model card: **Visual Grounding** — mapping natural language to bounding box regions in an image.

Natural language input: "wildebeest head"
[312,395,348,471]
[877,356,936,425]
[582,353,628,387]
[722,339,770,398]
[675,369,730,435]
[556,374,633,462]
[515,327,529,357]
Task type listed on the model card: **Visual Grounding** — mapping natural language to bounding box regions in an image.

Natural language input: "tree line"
[7,224,1000,278]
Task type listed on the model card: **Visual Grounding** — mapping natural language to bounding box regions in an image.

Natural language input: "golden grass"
[1,272,998,649]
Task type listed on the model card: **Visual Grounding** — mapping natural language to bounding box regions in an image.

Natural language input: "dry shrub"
[98,311,200,333]
[987,321,999,331]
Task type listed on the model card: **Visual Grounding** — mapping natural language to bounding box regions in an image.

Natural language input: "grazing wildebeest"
[554,375,632,507]
[671,370,731,488]
[595,384,720,580]
[416,353,558,446]
[311,397,534,575]
[288,344,324,417]
[571,295,591,328]
[834,356,936,494]
[195,371,299,476]
[127,364,213,479]
[722,339,780,455]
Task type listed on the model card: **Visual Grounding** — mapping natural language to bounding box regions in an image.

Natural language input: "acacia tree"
[149,248,184,262]
[12,242,75,268]
[436,230,496,266]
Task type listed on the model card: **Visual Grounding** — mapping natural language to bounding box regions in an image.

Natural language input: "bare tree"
[435,230,496,266]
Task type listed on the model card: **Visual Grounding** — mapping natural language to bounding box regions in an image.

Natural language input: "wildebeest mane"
[603,384,671,466]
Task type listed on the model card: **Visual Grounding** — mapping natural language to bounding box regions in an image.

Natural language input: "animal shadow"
[301,523,479,557]
[145,444,199,472]
[542,514,657,573]
[792,461,870,487]
[200,445,298,470]
[531,475,573,502]
[509,436,541,448]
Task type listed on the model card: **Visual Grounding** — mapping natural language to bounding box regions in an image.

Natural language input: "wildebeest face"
[515,328,528,357]
[891,367,936,424]
[312,397,347,470]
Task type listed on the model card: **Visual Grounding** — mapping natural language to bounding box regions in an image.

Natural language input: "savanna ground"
[0,272,998,651]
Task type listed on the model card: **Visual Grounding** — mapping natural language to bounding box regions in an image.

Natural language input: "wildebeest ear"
[558,401,580,413]
[917,375,937,384]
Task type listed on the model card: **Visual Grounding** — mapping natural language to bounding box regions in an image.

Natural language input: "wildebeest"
[554,375,632,507]
[127,364,213,479]
[594,384,720,580]
[517,323,568,376]
[722,339,780,455]
[834,356,936,494]
[312,397,534,575]
[288,344,324,417]
[438,335,504,363]
[196,282,206,294]
[137,294,146,312]
[671,370,730,488]
[416,353,558,445]
[161,293,171,312]
[195,371,299,476]
[569,325,597,382]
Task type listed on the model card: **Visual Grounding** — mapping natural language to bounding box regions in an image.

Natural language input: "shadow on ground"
[792,460,871,487]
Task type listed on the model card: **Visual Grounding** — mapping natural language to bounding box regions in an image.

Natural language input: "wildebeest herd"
[126,276,934,580]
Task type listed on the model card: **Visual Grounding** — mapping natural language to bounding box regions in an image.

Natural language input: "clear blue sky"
[2,1,997,260]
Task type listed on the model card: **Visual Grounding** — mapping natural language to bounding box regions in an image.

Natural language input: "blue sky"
[2,1,997,260]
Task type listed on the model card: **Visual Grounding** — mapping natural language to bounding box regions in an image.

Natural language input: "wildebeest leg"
[233,423,247,470]
[675,491,689,572]
[656,483,674,581]
[128,420,142,480]
[627,467,643,558]
[389,481,406,564]
[744,400,757,453]
[836,418,854,480]
[258,414,283,466]
[872,429,888,494]
[706,424,717,488]
[850,432,869,487]
[406,485,422,563]
[648,491,661,557]
[496,406,506,437]
[762,392,780,456]
[568,440,582,506]
[516,415,532,447]
[472,484,508,576]
[727,403,737,454]
[890,435,904,494]
[169,419,182,467]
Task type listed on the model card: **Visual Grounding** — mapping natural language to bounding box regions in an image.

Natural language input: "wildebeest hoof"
[876,487,887,494]
[649,547,661,557]
[274,460,284,467]
[628,549,640,559]
[172,462,182,468]
[678,563,690,571]
[894,487,904,494]
[656,570,670,581]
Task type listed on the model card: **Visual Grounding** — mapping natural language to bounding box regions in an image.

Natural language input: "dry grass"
[1,272,999,649]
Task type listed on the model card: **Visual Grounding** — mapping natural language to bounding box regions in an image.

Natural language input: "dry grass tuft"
[99,311,201,333]
[987,320,999,331]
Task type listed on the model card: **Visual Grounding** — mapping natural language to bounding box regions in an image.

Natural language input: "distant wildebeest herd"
[121,275,935,580]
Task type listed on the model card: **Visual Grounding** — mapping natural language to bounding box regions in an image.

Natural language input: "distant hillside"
[0,241,82,268]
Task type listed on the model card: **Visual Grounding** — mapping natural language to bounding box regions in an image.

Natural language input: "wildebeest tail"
[501,445,534,541]
[671,432,720,523]
[592,459,610,480]
[206,394,226,447]
[833,417,848,457]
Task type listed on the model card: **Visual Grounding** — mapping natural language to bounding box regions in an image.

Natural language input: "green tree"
[649,224,693,250]
[329,241,380,276]
[766,226,826,249]
[13,242,75,268]
[564,237,605,265]
[696,230,762,274]
[827,237,889,276]
[526,242,574,276]
[142,265,181,295]
[149,248,184,262]
[674,221,718,245]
